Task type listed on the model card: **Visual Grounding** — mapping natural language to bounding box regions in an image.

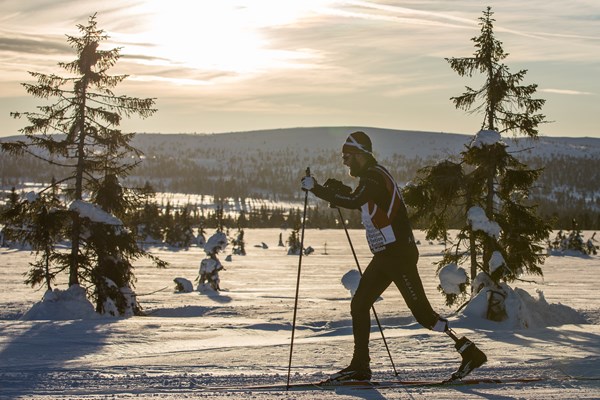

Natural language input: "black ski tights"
[350,247,440,364]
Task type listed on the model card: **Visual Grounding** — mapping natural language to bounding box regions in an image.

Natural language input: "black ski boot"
[449,337,487,381]
[327,360,372,382]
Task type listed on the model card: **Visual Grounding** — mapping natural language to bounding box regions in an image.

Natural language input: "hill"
[129,127,600,160]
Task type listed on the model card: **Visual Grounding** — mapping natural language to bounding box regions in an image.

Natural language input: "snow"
[470,129,505,149]
[467,206,502,239]
[203,231,228,255]
[24,191,39,203]
[489,251,506,274]
[439,263,468,295]
[173,277,194,293]
[457,284,588,331]
[1,229,599,399]
[341,269,361,297]
[20,285,98,321]
[69,200,123,226]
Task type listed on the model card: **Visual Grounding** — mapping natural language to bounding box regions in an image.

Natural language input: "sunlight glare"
[128,0,335,76]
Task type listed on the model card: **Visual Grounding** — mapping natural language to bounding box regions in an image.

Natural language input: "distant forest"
[1,142,599,229]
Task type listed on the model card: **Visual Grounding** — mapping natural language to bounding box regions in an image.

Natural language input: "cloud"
[0,0,598,138]
[321,0,476,29]
[540,88,594,96]
[0,33,69,55]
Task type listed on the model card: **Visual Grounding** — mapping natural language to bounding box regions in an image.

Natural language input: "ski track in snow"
[1,229,599,399]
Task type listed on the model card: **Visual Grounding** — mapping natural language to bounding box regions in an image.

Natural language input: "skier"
[301,131,487,382]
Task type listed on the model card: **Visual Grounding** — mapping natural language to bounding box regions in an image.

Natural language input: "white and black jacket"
[312,163,416,255]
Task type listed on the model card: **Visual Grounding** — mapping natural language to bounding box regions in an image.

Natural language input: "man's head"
[342,131,372,154]
[342,131,374,177]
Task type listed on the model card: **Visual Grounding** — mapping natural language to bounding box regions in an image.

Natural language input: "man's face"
[342,152,362,177]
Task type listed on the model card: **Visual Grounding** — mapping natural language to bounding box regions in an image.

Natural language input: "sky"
[0,0,598,139]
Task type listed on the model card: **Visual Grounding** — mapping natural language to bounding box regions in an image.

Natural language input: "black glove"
[323,178,352,196]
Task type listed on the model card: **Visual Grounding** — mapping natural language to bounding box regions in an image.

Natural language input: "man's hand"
[324,178,352,195]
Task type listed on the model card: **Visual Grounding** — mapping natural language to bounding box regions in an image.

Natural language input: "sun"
[124,0,331,76]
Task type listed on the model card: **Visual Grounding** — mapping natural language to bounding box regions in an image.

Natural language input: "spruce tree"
[232,227,246,255]
[446,7,547,138]
[165,206,195,248]
[286,222,302,255]
[1,183,68,290]
[138,201,163,244]
[1,14,165,315]
[404,7,551,319]
[0,187,23,246]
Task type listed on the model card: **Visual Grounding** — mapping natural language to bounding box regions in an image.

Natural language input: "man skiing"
[301,131,487,382]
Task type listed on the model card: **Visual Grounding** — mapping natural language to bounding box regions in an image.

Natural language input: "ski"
[204,376,544,392]
[351,377,544,390]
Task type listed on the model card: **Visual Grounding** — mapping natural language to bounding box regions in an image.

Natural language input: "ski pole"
[287,167,311,389]
[337,207,399,377]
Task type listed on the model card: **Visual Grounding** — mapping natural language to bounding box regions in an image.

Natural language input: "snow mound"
[455,285,587,330]
[174,277,194,293]
[341,269,361,297]
[513,288,588,328]
[21,285,99,321]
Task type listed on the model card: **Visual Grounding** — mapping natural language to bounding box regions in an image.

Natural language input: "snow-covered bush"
[548,229,598,255]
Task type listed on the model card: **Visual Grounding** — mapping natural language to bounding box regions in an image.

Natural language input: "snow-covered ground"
[1,229,599,399]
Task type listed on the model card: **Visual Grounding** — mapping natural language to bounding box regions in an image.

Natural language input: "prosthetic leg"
[445,326,488,381]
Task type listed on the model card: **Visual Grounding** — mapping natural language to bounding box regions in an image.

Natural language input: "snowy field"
[1,229,599,399]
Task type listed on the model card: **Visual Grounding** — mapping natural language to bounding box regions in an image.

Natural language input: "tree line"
[3,147,599,229]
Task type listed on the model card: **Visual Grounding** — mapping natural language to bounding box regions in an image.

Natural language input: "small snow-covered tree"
[232,227,246,255]
[88,174,166,315]
[132,182,163,244]
[198,231,228,291]
[404,7,551,320]
[165,206,195,248]
[287,223,302,255]
[548,221,598,255]
[0,187,24,247]
[137,201,163,244]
